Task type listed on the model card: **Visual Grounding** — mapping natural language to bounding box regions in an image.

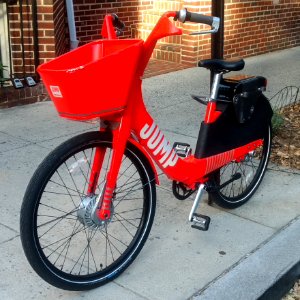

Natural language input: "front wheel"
[208,124,272,209]
[20,131,156,290]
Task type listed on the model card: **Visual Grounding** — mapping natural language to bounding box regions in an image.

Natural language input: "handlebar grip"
[185,11,214,26]
[111,13,125,30]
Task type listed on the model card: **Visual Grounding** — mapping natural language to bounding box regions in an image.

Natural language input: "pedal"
[191,213,211,231]
[173,142,192,158]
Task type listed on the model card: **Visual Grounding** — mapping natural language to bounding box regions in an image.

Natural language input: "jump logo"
[140,122,179,168]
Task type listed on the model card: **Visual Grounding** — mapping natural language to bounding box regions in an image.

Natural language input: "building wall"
[2,0,65,107]
[136,0,212,65]
[7,0,66,77]
[2,0,299,108]
[72,0,300,66]
[73,0,140,45]
[53,0,67,56]
[224,0,300,59]
[5,0,300,74]
[72,0,212,65]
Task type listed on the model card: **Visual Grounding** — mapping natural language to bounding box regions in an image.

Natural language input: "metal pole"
[66,0,79,50]
[211,0,224,85]
[32,0,40,80]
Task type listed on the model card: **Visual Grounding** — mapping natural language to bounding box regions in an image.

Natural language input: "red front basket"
[38,39,143,120]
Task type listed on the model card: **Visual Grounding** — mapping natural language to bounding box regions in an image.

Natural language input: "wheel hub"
[77,195,112,229]
[244,150,255,162]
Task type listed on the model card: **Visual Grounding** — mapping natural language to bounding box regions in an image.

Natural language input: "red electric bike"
[20,9,273,290]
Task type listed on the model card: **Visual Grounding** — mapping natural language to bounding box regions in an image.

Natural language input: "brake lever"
[111,13,125,36]
[190,17,220,35]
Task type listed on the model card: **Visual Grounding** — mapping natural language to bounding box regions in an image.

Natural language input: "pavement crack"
[161,128,197,139]
[113,281,152,300]
[220,210,277,230]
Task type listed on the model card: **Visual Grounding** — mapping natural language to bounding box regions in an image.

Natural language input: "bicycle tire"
[20,131,156,290]
[208,124,272,209]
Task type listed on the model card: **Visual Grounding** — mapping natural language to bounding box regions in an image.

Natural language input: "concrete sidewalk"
[0,46,299,300]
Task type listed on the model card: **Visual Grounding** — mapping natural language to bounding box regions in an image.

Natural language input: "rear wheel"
[20,131,156,290]
[208,124,272,209]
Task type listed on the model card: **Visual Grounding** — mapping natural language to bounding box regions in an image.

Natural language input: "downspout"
[6,2,13,77]
[66,0,79,50]
[32,0,40,80]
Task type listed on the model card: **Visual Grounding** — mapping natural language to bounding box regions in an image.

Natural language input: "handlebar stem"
[139,11,182,75]
[101,15,117,40]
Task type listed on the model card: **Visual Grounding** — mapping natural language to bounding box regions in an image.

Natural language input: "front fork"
[87,117,131,221]
[98,122,130,220]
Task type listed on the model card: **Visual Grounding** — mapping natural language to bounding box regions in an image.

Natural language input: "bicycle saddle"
[198,58,245,72]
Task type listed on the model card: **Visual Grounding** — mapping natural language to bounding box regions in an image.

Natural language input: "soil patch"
[282,280,300,299]
[270,102,300,170]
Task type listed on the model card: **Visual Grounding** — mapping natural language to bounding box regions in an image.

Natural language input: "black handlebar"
[110,9,217,37]
[185,11,214,26]
[111,13,125,31]
[175,8,215,26]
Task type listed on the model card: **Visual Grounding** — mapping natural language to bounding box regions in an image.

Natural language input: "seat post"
[210,72,223,101]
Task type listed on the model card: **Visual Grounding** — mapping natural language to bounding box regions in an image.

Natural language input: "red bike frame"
[91,12,263,220]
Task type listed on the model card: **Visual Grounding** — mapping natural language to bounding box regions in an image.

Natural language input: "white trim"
[0,3,11,78]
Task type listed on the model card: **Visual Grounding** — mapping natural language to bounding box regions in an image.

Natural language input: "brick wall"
[72,0,299,65]
[53,0,67,56]
[2,0,65,107]
[7,0,67,77]
[137,1,213,65]
[8,2,36,75]
[71,0,213,65]
[5,0,300,75]
[224,0,300,59]
[136,0,300,64]
[73,0,140,45]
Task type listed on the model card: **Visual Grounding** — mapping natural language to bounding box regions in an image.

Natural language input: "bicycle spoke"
[37,214,77,221]
[39,203,78,216]
[114,214,136,236]
[42,222,85,251]
[52,219,81,267]
[64,162,85,202]
[116,207,143,215]
[100,227,129,248]
[74,151,90,194]
[43,190,79,197]
[52,172,81,208]
[37,207,79,229]
[48,179,86,197]
[60,219,82,271]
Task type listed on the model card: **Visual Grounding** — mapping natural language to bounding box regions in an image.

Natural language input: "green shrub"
[272,111,285,134]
